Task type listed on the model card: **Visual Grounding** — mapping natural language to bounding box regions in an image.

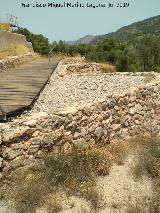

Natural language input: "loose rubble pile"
[0,58,160,176]
[32,59,145,114]
[58,57,101,76]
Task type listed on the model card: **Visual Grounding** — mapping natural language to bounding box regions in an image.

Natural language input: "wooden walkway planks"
[0,58,59,119]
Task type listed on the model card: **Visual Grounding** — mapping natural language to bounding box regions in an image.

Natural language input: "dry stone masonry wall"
[0,58,160,177]
[58,57,101,76]
[0,53,36,71]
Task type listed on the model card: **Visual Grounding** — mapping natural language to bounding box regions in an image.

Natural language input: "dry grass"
[1,141,117,212]
[42,142,113,209]
[0,23,10,31]
[143,72,155,83]
[1,133,158,212]
[51,53,72,61]
[129,132,160,212]
[42,193,63,213]
[0,52,40,70]
[99,63,117,73]
[126,199,150,213]
[18,54,40,65]
[130,133,160,179]
[0,45,29,60]
[0,139,128,212]
[108,139,129,165]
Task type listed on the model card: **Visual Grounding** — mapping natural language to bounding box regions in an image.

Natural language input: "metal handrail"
[48,45,56,63]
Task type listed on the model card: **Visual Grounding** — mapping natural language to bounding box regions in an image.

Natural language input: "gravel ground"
[0,156,152,213]
[98,155,152,213]
[32,67,144,114]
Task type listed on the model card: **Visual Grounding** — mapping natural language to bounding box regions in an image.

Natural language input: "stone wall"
[0,76,159,177]
[0,53,37,71]
[0,30,29,51]
[58,57,101,77]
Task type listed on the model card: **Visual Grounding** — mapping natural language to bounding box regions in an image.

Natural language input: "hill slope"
[71,15,160,44]
[68,35,95,45]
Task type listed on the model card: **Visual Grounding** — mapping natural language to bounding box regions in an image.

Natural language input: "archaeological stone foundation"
[0,59,159,177]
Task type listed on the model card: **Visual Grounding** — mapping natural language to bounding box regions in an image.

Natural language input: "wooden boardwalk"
[0,58,59,120]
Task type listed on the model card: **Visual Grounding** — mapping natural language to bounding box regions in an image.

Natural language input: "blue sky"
[0,0,160,41]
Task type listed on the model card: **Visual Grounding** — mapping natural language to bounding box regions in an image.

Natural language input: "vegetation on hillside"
[13,27,50,55]
[73,15,160,45]
[13,15,160,72]
[50,35,160,72]
[0,44,29,59]
[103,15,160,43]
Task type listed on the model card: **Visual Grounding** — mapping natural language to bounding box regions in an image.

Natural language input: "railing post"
[48,45,56,64]
[0,105,6,120]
